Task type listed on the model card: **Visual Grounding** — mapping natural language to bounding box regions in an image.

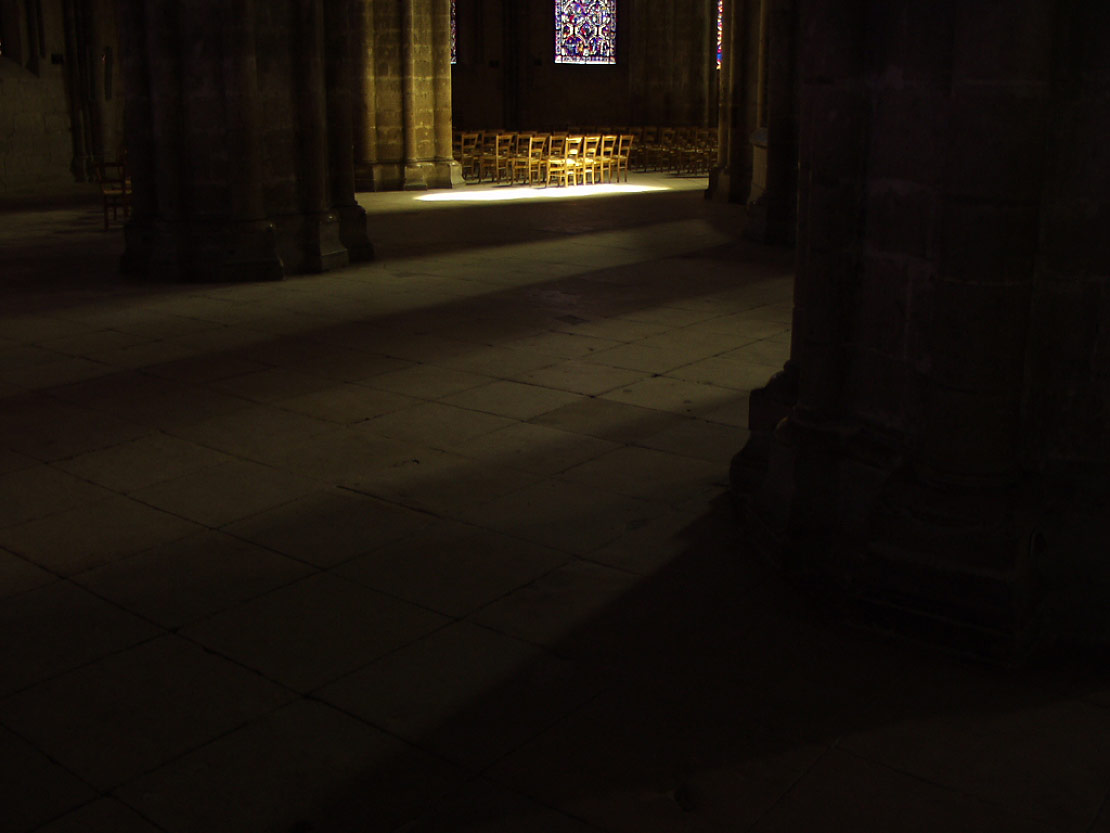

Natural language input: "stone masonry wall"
[0,0,73,194]
[451,0,718,131]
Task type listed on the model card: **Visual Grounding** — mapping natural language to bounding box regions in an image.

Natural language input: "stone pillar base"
[733,411,1045,660]
[335,203,374,263]
[433,159,466,189]
[121,218,285,283]
[295,211,350,273]
[355,160,463,192]
[402,163,431,191]
[707,165,752,205]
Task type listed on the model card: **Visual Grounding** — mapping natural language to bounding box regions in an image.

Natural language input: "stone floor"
[2,175,1110,833]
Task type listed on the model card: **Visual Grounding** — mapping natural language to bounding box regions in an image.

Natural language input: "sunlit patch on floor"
[415,184,670,203]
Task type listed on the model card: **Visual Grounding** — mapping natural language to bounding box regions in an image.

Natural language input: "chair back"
[96,161,128,191]
[565,136,584,158]
[549,135,568,156]
[582,135,600,159]
[599,135,617,158]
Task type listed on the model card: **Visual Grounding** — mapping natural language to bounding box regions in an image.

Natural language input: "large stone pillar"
[708,0,761,204]
[326,0,375,261]
[290,0,348,272]
[744,0,797,244]
[733,0,1109,656]
[352,0,460,191]
[117,0,372,281]
[710,0,798,245]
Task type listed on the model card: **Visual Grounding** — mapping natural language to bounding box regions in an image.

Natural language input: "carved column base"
[402,163,432,191]
[733,409,1046,659]
[279,211,349,273]
[334,203,375,263]
[429,159,465,189]
[707,164,753,205]
[121,218,285,282]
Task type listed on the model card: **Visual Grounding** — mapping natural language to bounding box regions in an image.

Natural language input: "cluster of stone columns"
[350,0,460,191]
[709,0,797,245]
[116,0,373,281]
[735,0,1110,653]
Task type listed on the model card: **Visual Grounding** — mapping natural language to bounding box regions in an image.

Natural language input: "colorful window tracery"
[554,0,617,65]
[451,0,457,64]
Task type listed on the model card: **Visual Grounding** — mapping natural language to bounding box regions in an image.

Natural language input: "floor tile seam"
[308,611,575,714]
[555,459,730,505]
[737,743,836,833]
[264,393,425,426]
[466,472,676,540]
[654,372,777,394]
[301,613,464,704]
[624,435,745,465]
[441,441,623,479]
[424,357,566,383]
[0,491,204,568]
[115,454,314,513]
[828,744,1071,831]
[337,471,548,518]
[329,486,590,559]
[74,514,326,610]
[291,692,478,793]
[459,696,628,807]
[307,565,474,624]
[594,385,741,415]
[0,627,167,707]
[507,374,661,400]
[353,376,496,404]
[0,488,208,558]
[97,699,306,801]
[475,695,675,829]
[442,552,588,622]
[0,740,106,832]
[31,795,171,833]
[394,776,611,833]
[1085,791,1110,833]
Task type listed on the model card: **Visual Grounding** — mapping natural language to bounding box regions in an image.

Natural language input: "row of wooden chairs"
[454,132,635,186]
[568,126,720,174]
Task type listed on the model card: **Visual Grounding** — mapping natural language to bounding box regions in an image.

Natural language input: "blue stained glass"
[451,0,457,64]
[555,0,617,65]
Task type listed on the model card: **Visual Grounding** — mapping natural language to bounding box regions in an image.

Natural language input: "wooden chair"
[526,133,550,184]
[544,135,568,187]
[545,135,582,187]
[95,160,131,230]
[458,131,481,180]
[614,134,634,182]
[633,127,654,171]
[647,127,675,171]
[596,134,618,183]
[511,134,548,185]
[479,132,514,183]
[578,135,601,185]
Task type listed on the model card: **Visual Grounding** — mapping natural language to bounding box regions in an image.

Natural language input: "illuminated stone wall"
[351,0,460,191]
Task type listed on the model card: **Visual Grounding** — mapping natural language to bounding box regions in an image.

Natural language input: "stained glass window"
[555,0,617,65]
[451,0,457,64]
[716,0,724,70]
